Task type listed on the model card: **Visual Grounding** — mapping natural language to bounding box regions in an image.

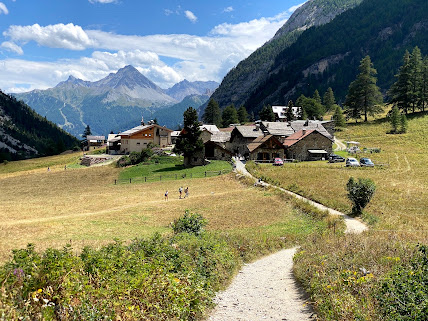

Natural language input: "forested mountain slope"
[243,0,427,114]
[0,91,79,162]
[207,0,363,111]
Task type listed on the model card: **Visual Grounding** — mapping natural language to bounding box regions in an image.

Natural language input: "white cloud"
[1,41,23,55]
[288,1,306,13]
[0,2,9,15]
[223,6,234,13]
[89,0,117,4]
[3,23,93,50]
[0,10,292,92]
[184,10,197,23]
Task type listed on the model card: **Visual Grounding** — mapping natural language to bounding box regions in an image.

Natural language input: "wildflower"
[37,289,42,293]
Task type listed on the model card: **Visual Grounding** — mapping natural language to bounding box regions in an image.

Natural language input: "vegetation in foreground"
[248,112,428,320]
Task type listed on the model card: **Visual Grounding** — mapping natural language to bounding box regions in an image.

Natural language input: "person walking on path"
[179,186,183,199]
[184,187,189,198]
[164,190,169,201]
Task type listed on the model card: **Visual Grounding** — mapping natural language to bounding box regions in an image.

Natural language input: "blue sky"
[0,0,305,93]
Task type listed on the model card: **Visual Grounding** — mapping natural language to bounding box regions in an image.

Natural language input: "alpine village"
[0,0,427,320]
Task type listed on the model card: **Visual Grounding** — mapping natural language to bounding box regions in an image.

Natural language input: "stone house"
[86,136,106,150]
[247,135,285,161]
[259,122,295,142]
[283,129,333,161]
[204,141,233,161]
[229,125,262,158]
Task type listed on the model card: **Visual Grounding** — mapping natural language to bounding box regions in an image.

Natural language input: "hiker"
[184,186,189,198]
[179,186,183,199]
[47,167,50,172]
[64,165,67,170]
[164,190,168,201]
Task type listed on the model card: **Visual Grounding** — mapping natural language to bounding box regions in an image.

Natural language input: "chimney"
[141,116,145,126]
[302,129,306,136]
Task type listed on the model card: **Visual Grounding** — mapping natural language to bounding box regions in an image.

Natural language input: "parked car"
[346,157,360,167]
[273,158,284,166]
[360,157,374,167]
[328,154,346,163]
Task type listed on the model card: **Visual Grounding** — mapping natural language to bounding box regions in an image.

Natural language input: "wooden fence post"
[114,179,116,185]
[129,178,131,184]
[205,171,207,177]
[145,177,147,182]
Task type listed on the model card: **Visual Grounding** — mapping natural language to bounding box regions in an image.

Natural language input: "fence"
[114,169,232,184]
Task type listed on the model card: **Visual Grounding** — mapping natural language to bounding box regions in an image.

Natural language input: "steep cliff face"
[206,0,363,112]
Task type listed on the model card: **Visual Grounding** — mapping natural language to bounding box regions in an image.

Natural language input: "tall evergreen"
[332,105,346,127]
[389,51,412,114]
[408,47,423,113]
[173,107,203,166]
[259,104,276,122]
[345,56,383,122]
[400,114,408,133]
[389,105,400,133]
[313,90,322,105]
[222,104,239,127]
[237,105,249,123]
[81,125,92,148]
[323,87,336,111]
[419,56,428,112]
[202,99,222,127]
[286,100,295,121]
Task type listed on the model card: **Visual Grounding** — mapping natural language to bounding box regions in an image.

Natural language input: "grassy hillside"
[248,111,428,319]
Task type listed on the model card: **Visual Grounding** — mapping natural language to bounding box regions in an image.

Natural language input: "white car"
[346,157,360,167]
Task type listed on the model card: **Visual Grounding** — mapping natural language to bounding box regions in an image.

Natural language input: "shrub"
[377,244,428,320]
[171,210,207,236]
[346,177,376,215]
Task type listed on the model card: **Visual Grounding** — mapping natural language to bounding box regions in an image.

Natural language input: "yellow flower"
[37,289,42,293]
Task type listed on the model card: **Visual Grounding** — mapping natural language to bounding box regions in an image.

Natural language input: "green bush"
[346,177,376,215]
[171,210,208,236]
[377,244,428,320]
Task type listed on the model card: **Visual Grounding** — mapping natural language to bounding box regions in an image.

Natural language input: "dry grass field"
[0,158,324,263]
[250,112,428,235]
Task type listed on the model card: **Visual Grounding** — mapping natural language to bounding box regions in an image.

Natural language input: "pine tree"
[323,87,336,111]
[400,114,408,133]
[222,104,239,127]
[313,90,322,104]
[332,105,346,127]
[259,104,275,121]
[408,47,423,113]
[296,94,324,120]
[81,124,92,148]
[419,56,428,112]
[286,100,295,121]
[237,105,249,123]
[389,105,400,133]
[173,107,203,167]
[389,51,412,114]
[345,56,383,122]
[202,99,222,127]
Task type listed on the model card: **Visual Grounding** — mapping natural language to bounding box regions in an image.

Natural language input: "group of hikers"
[164,186,189,201]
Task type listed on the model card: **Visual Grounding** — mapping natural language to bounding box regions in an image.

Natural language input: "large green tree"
[296,94,324,120]
[389,105,400,133]
[323,87,336,111]
[345,55,383,122]
[389,51,412,114]
[237,105,249,123]
[258,104,276,122]
[173,107,203,166]
[420,56,428,112]
[286,100,295,121]
[222,104,239,127]
[408,47,423,113]
[202,99,222,127]
[81,124,92,148]
[332,105,346,127]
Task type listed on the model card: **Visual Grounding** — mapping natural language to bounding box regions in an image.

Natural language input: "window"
[137,142,140,145]
[149,134,152,137]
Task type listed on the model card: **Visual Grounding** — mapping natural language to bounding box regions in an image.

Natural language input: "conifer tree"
[408,47,423,113]
[389,105,400,133]
[313,90,322,104]
[419,56,428,112]
[259,104,275,122]
[202,98,222,127]
[389,51,412,114]
[237,105,249,123]
[174,107,203,167]
[400,114,408,133]
[345,56,383,122]
[323,87,336,111]
[332,105,346,127]
[286,100,295,121]
[222,104,239,127]
[81,124,92,148]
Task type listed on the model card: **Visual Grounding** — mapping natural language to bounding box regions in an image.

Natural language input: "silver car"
[346,157,360,167]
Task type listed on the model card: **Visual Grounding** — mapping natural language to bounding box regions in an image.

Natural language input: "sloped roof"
[290,120,332,139]
[107,134,120,142]
[282,129,333,148]
[200,124,220,133]
[87,135,105,141]
[235,125,262,138]
[247,134,283,152]
[261,121,295,136]
[210,131,231,143]
[119,124,173,137]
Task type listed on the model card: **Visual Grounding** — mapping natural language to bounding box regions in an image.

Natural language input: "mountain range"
[14,66,218,137]
[208,0,427,116]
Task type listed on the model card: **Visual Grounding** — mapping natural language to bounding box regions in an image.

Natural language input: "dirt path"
[334,138,347,151]
[208,247,315,321]
[208,159,367,320]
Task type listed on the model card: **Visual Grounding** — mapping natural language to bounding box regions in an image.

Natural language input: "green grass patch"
[118,156,232,182]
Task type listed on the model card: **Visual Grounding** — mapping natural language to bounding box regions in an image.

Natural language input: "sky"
[0,0,305,93]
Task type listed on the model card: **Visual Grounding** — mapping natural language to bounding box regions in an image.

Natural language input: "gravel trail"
[208,159,368,320]
[209,247,315,321]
